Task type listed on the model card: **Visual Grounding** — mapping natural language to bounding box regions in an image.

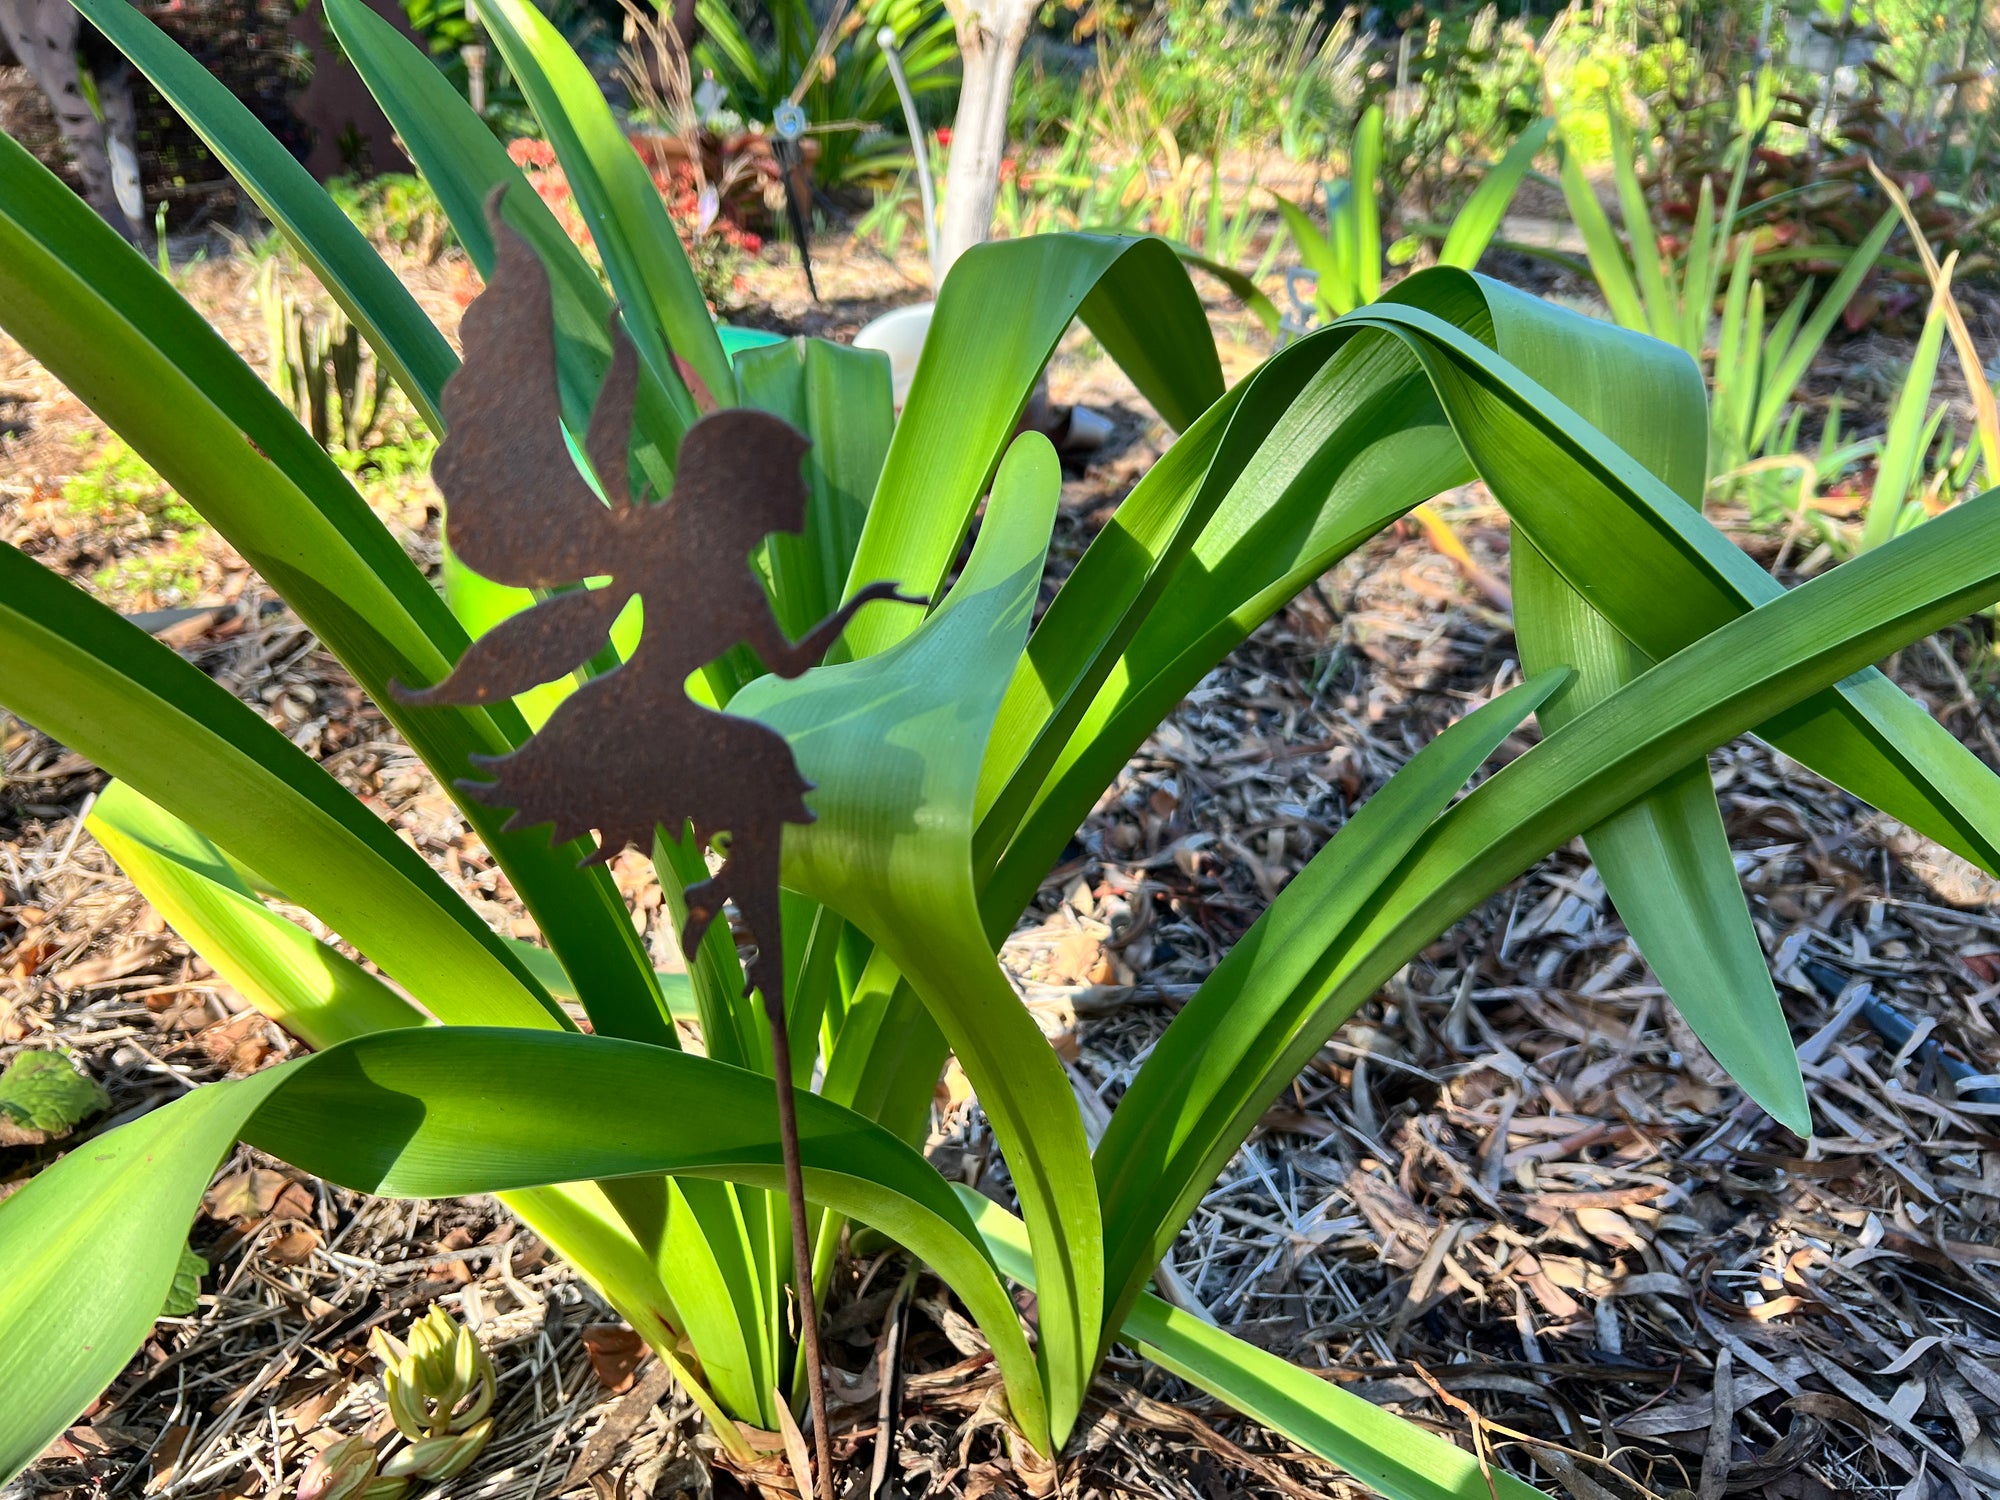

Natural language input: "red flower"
[934,127,951,147]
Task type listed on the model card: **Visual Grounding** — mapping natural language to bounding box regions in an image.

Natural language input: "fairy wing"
[431,191,637,589]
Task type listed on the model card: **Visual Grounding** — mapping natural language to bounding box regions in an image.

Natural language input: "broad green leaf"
[1271,192,1341,314]
[978,266,2000,955]
[0,1029,1041,1480]
[1754,212,1897,445]
[1512,545,1804,1128]
[0,134,670,1048]
[1862,282,1950,552]
[737,436,1094,1446]
[963,1192,1545,1500]
[66,0,455,429]
[89,781,428,1048]
[1094,676,1561,1342]
[1351,104,1384,305]
[735,337,895,638]
[841,234,1223,660]
[1605,107,1674,341]
[1094,487,2000,1404]
[0,545,558,1030]
[321,0,685,500]
[1365,279,2000,875]
[1492,289,1805,1128]
[977,263,1991,1137]
[0,1064,290,1482]
[0,1052,110,1141]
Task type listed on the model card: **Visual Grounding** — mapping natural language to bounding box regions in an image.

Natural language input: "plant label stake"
[398,189,921,1500]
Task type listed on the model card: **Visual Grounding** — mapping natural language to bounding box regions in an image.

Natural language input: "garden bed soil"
[2,235,1998,1500]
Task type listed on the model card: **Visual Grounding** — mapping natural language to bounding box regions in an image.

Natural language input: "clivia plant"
[3,1,2000,1498]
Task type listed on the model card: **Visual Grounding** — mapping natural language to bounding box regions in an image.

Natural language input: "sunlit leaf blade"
[1093,675,1562,1342]
[969,260,2000,1128]
[1493,299,1805,1129]
[1351,104,1383,305]
[0,544,559,1031]
[962,1193,1546,1500]
[0,1030,1039,1481]
[321,0,683,495]
[0,1066,290,1482]
[738,436,1092,1446]
[1557,136,1647,330]
[1089,489,2000,1414]
[0,131,457,672]
[1438,119,1553,271]
[0,129,672,1050]
[841,235,1223,659]
[1362,280,2000,875]
[89,782,428,1047]
[65,0,455,429]
[735,337,894,638]
[1512,544,1804,1130]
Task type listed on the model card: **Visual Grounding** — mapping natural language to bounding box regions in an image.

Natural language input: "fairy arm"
[744,581,928,679]
[395,585,631,706]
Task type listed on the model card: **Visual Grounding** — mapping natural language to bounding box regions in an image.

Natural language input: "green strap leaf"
[66,0,456,429]
[1351,103,1384,306]
[841,234,1223,660]
[735,337,895,639]
[0,133,673,1050]
[1438,119,1554,271]
[962,1191,1547,1500]
[0,544,558,1030]
[1512,543,1804,1129]
[1092,489,2000,1414]
[1093,676,1563,1345]
[321,0,683,495]
[1491,286,1805,1128]
[737,436,1094,1446]
[0,131,459,678]
[0,1030,1041,1482]
[1364,278,2000,876]
[1556,132,1647,331]
[0,1068,290,1483]
[89,782,429,1047]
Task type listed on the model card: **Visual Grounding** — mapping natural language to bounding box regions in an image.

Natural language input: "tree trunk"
[935,0,1035,281]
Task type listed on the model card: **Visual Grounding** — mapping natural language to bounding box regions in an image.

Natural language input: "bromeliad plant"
[6,4,2000,1499]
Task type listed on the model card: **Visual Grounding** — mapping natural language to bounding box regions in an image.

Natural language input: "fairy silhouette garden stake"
[397,191,924,1500]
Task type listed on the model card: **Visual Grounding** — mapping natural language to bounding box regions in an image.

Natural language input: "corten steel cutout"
[396,190,921,1499]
